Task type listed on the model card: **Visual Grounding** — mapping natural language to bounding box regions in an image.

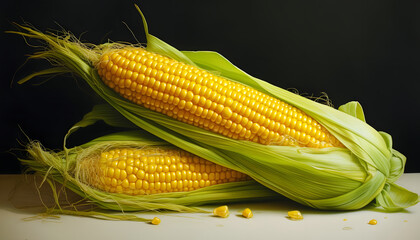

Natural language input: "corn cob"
[97,48,343,148]
[79,146,250,195]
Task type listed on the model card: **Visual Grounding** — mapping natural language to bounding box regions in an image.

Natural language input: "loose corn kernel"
[368,219,377,225]
[242,208,253,218]
[151,217,161,225]
[287,210,304,220]
[79,147,250,195]
[97,47,343,148]
[213,205,229,218]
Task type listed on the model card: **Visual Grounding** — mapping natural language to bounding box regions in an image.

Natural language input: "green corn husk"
[19,110,280,217]
[11,5,418,211]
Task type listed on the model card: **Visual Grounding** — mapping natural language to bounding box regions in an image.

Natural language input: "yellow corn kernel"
[80,147,250,195]
[213,205,229,218]
[97,48,343,148]
[368,219,377,225]
[151,217,161,225]
[287,210,303,220]
[242,208,253,218]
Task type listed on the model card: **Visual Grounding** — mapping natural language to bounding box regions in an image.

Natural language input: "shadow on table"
[4,175,86,216]
[5,174,401,221]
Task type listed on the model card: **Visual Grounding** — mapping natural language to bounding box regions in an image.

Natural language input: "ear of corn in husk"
[11,5,418,211]
[18,105,279,215]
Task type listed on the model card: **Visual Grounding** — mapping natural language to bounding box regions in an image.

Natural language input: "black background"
[1,0,419,173]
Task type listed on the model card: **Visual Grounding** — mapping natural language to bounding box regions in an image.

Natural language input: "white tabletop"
[1,173,419,240]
